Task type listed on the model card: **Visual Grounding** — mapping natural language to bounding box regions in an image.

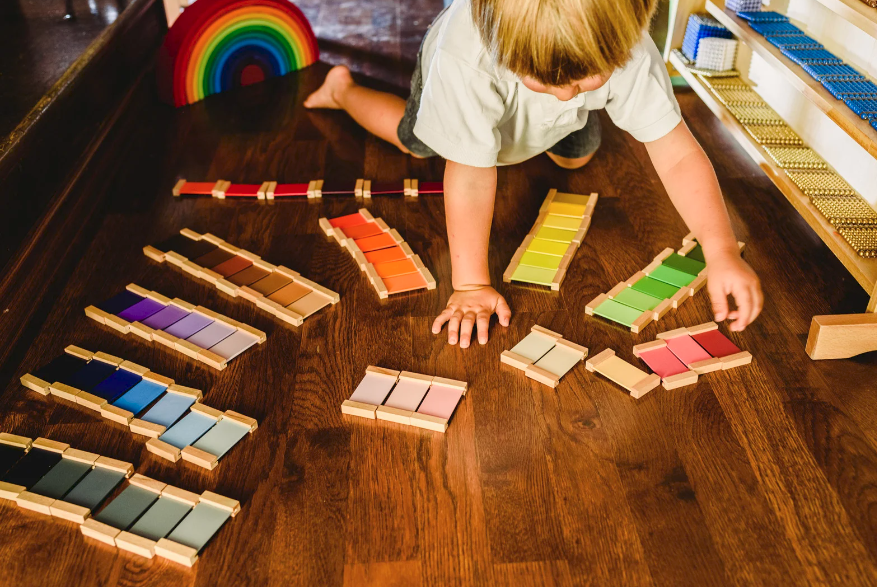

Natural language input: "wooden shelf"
[706,0,877,159]
[810,0,877,39]
[669,51,877,294]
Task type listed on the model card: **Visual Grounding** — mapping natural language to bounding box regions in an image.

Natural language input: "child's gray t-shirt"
[413,0,683,167]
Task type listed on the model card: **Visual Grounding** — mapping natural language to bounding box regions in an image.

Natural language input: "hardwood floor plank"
[661,381,807,585]
[268,428,351,587]
[343,560,422,587]
[713,361,877,583]
[526,319,654,586]
[751,347,877,567]
[344,316,417,564]
[472,317,566,563]
[492,560,574,587]
[409,317,494,586]
[585,327,730,586]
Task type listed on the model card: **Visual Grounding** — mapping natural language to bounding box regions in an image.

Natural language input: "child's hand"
[705,251,763,332]
[432,286,511,348]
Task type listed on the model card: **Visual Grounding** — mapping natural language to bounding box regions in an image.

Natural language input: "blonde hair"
[471,0,657,86]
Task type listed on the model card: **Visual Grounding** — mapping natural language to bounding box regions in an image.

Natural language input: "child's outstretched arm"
[645,121,763,331]
[431,160,512,347]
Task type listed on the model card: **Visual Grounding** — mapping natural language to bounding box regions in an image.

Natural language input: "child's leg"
[546,151,596,169]
[304,66,411,154]
[546,112,601,169]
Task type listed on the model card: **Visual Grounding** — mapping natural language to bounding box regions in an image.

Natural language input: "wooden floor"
[2,1,877,585]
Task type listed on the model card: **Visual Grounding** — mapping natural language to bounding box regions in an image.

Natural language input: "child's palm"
[432,287,512,348]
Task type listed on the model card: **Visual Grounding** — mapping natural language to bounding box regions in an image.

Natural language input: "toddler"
[305,0,763,347]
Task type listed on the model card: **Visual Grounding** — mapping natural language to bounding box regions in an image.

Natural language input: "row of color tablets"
[144,228,339,326]
[633,322,752,389]
[586,235,714,333]
[20,346,257,469]
[81,475,240,567]
[85,283,265,370]
[0,434,133,526]
[341,367,467,433]
[320,209,436,297]
[0,433,239,567]
[504,189,597,290]
[500,324,588,388]
[171,178,443,199]
[146,403,256,469]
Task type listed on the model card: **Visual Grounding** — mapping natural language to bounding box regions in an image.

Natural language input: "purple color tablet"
[118,298,167,322]
[142,305,190,330]
[163,313,214,339]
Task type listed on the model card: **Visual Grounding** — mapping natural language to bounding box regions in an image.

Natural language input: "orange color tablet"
[384,272,427,294]
[355,232,396,252]
[329,212,368,229]
[374,258,417,278]
[363,246,408,264]
[341,222,384,240]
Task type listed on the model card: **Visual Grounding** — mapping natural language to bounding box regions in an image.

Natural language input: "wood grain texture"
[0,0,877,585]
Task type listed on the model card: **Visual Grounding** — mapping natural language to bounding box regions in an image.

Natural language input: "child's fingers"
[749,282,764,324]
[495,297,512,327]
[708,280,729,322]
[431,307,455,334]
[476,311,491,344]
[447,310,464,345]
[459,312,477,348]
[738,284,762,329]
[730,285,753,331]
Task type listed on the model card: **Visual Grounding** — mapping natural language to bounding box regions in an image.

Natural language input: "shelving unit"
[666,0,877,359]
[705,0,877,159]
[809,0,877,38]
[669,52,877,297]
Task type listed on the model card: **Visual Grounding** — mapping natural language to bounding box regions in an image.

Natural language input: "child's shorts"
[396,51,602,162]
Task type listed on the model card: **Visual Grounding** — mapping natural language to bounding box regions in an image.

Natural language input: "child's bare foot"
[303,65,354,109]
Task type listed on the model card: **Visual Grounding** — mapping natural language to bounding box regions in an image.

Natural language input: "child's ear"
[520,76,547,93]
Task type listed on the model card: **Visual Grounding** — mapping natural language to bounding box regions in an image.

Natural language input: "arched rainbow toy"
[158,0,318,107]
